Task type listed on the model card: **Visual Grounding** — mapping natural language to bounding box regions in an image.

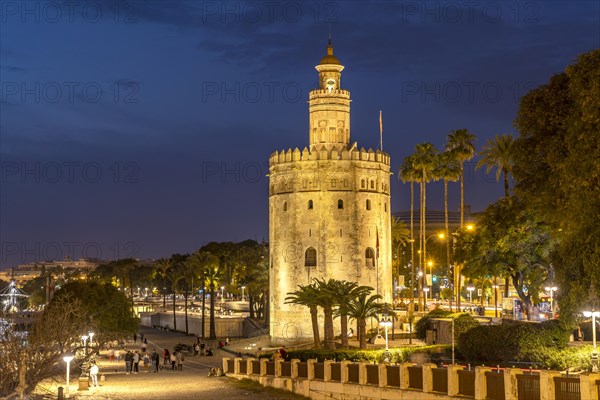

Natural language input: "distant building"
[0,258,105,285]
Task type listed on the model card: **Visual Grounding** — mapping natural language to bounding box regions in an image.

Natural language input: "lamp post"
[583,310,600,372]
[88,332,95,350]
[81,335,88,354]
[423,287,430,306]
[241,286,246,301]
[144,287,149,297]
[492,281,499,317]
[545,286,557,319]
[467,284,475,304]
[379,316,393,362]
[63,353,74,398]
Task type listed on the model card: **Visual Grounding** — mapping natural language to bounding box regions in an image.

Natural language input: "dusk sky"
[1,1,598,267]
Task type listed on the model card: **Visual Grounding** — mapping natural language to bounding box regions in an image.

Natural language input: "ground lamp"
[545,286,557,319]
[63,353,74,398]
[379,316,393,361]
[583,310,600,372]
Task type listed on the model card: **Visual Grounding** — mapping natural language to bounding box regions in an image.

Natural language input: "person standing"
[176,351,183,371]
[89,362,99,387]
[170,351,177,370]
[194,343,199,356]
[163,348,170,365]
[133,351,140,374]
[143,352,150,372]
[125,350,133,374]
[200,342,205,355]
[151,350,160,372]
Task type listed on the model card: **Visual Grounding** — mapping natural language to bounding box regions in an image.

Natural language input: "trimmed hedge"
[458,319,571,363]
[286,345,448,363]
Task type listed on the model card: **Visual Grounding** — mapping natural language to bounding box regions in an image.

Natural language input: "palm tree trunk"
[172,291,177,331]
[419,180,424,311]
[310,307,321,349]
[410,181,415,315]
[201,285,206,339]
[444,179,452,310]
[423,176,427,306]
[324,307,334,350]
[460,165,465,227]
[209,283,216,339]
[340,314,348,348]
[184,288,189,335]
[359,320,367,349]
[503,170,509,198]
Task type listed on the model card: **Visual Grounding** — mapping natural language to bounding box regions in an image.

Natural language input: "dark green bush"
[286,345,448,363]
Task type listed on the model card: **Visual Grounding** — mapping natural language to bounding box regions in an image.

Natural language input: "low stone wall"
[140,312,244,338]
[223,357,600,400]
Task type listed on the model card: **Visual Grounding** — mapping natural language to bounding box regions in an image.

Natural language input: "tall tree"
[154,258,172,308]
[477,133,516,198]
[285,283,322,349]
[433,151,460,309]
[165,263,183,331]
[399,155,419,315]
[203,260,222,339]
[313,278,338,350]
[329,281,373,348]
[347,291,383,349]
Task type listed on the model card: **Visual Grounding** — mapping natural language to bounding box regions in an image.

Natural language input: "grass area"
[228,378,309,399]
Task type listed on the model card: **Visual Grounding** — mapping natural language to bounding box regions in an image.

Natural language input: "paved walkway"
[33,327,307,399]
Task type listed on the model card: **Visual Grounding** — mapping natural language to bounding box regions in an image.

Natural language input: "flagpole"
[376,227,380,298]
[379,110,383,151]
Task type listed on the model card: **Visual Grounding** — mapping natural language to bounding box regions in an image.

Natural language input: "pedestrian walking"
[163,348,170,365]
[200,342,205,355]
[133,333,137,343]
[194,343,199,356]
[151,350,160,372]
[115,349,121,362]
[170,352,177,370]
[177,351,184,371]
[143,352,150,372]
[125,350,133,374]
[133,351,140,374]
[89,362,99,387]
[108,348,115,362]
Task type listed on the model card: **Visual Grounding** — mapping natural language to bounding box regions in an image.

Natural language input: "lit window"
[305,248,317,267]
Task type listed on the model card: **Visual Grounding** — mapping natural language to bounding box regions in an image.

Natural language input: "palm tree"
[329,281,373,348]
[313,278,337,350]
[285,283,322,349]
[399,155,419,316]
[347,291,383,349]
[434,151,460,308]
[412,143,438,310]
[476,133,515,198]
[165,263,183,331]
[154,259,172,308]
[182,253,205,335]
[193,251,219,338]
[446,129,476,226]
[203,261,222,340]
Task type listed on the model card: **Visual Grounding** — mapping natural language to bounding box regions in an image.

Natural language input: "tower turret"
[309,39,351,148]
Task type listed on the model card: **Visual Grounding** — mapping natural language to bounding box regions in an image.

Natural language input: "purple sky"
[1,1,599,267]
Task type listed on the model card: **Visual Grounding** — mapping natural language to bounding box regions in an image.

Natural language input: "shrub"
[286,345,449,363]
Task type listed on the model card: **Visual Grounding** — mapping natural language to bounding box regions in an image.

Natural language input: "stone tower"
[268,40,392,344]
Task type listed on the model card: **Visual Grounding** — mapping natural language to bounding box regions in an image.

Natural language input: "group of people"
[162,348,186,370]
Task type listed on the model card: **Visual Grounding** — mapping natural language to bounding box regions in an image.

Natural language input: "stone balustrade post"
[290,359,300,379]
[503,368,520,400]
[539,370,561,400]
[222,358,230,373]
[447,364,465,396]
[234,358,242,374]
[474,366,493,400]
[378,363,388,387]
[340,361,351,383]
[246,357,255,375]
[323,360,333,382]
[307,359,317,380]
[259,358,268,377]
[399,362,412,390]
[422,363,436,393]
[275,358,283,377]
[358,362,368,385]
[579,373,600,400]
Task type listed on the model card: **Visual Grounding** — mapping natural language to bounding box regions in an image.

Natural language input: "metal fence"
[227,359,235,372]
[554,377,580,400]
[516,373,540,400]
[251,360,260,375]
[239,361,247,374]
[485,371,505,400]
[408,365,423,390]
[297,362,307,378]
[281,361,291,377]
[366,364,379,385]
[266,361,275,376]
[348,363,359,383]
[330,363,341,381]
[432,367,448,393]
[314,363,324,380]
[458,370,475,397]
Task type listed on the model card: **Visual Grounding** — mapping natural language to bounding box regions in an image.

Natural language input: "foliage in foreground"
[286,345,448,363]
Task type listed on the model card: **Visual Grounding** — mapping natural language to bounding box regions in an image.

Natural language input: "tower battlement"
[269,146,391,166]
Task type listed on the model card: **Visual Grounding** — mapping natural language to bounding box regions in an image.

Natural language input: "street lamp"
[545,286,557,319]
[583,310,600,372]
[88,332,95,350]
[492,281,499,317]
[63,353,74,398]
[241,286,246,301]
[144,287,149,297]
[379,316,393,361]
[466,284,475,304]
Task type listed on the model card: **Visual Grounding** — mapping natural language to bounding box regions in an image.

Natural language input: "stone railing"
[223,357,600,400]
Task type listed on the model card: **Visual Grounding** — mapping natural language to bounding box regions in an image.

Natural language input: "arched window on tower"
[308,200,313,210]
[365,248,375,267]
[283,201,288,212]
[305,247,317,267]
[366,199,371,210]
[338,199,344,209]
[361,179,366,189]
